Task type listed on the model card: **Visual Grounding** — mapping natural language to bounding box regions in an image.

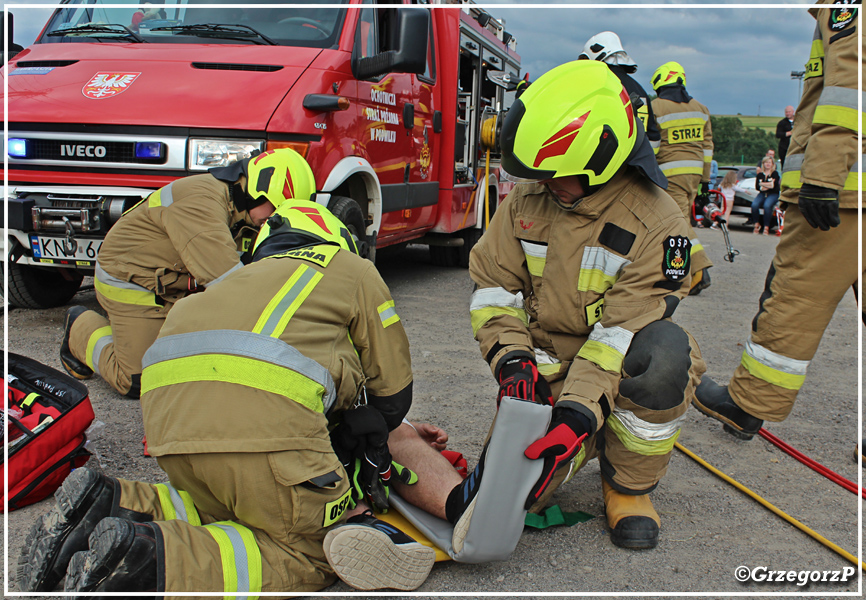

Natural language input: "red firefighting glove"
[799,183,840,231]
[330,406,416,512]
[496,354,554,407]
[523,408,590,510]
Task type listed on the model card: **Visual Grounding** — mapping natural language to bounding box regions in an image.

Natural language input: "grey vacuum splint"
[390,396,552,563]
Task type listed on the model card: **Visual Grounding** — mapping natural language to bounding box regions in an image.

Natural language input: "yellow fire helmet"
[500,60,639,187]
[251,199,359,261]
[651,61,687,91]
[245,147,317,208]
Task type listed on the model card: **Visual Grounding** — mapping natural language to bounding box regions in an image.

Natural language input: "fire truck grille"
[26,139,166,164]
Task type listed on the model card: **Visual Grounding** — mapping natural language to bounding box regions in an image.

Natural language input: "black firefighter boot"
[59,306,94,380]
[17,468,151,592]
[64,517,162,597]
[693,375,763,440]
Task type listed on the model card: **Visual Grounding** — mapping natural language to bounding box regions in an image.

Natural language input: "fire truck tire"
[458,228,483,268]
[5,263,84,309]
[328,196,371,261]
[429,244,459,268]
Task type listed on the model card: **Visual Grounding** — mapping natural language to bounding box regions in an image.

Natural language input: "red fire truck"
[4,0,521,308]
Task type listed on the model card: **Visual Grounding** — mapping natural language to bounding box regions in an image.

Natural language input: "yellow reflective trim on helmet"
[141,354,325,413]
[606,413,681,456]
[814,104,859,132]
[576,339,624,373]
[253,265,323,337]
[85,326,112,371]
[741,352,806,390]
[377,300,401,328]
[470,306,529,337]
[94,277,159,307]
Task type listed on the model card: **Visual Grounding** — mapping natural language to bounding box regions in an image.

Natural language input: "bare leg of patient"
[387,422,463,520]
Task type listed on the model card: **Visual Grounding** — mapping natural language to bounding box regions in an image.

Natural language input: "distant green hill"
[719,115,780,134]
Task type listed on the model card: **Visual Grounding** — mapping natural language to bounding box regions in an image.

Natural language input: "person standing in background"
[775,105,795,168]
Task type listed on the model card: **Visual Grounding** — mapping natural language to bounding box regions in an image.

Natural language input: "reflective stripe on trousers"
[155,483,202,526]
[204,521,263,600]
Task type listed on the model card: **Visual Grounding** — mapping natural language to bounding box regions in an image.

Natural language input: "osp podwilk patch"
[663,235,691,281]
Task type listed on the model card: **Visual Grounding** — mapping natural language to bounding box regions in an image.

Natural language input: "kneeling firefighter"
[455,61,706,549]
[59,148,315,399]
[21,200,436,595]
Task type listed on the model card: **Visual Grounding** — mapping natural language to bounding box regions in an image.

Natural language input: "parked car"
[715,165,758,223]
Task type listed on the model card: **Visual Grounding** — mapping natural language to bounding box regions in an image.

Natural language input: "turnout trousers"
[114,450,349,598]
[530,320,705,509]
[665,173,713,275]
[728,206,863,421]
[68,290,173,398]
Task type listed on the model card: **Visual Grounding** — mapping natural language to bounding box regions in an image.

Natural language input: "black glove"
[700,181,710,196]
[798,183,840,231]
[496,354,554,407]
[330,406,414,511]
[523,408,590,510]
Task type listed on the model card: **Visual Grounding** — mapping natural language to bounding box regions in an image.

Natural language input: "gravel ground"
[3,220,862,597]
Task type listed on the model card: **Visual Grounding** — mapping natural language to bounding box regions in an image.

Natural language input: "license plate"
[29,235,102,265]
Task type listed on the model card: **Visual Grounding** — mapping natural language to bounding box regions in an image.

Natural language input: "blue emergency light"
[134,142,164,159]
[8,138,27,158]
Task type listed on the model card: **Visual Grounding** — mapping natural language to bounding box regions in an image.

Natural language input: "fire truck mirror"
[352,8,429,81]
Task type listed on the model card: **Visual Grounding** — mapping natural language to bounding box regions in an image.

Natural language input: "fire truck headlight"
[188,139,264,171]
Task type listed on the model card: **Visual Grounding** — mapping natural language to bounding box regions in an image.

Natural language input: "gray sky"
[5,1,818,117]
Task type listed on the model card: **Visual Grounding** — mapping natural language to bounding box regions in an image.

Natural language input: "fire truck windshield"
[40,0,347,49]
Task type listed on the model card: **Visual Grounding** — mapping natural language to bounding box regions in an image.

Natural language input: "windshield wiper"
[150,24,278,45]
[46,24,146,43]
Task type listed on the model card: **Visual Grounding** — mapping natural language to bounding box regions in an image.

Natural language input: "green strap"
[524,504,595,529]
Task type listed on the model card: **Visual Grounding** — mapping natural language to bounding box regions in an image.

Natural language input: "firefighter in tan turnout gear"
[694,0,863,443]
[456,61,706,549]
[650,61,715,295]
[20,201,447,596]
[59,148,315,398]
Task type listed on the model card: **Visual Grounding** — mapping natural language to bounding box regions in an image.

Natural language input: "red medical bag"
[4,353,95,510]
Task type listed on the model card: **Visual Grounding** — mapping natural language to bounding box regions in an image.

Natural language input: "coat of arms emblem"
[82,72,141,99]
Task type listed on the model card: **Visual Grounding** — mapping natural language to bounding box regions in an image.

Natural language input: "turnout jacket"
[469,167,691,432]
[140,246,413,457]
[781,0,861,208]
[95,174,249,304]
[651,90,714,183]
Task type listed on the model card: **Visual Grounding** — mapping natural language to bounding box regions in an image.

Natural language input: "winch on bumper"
[4,186,149,309]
